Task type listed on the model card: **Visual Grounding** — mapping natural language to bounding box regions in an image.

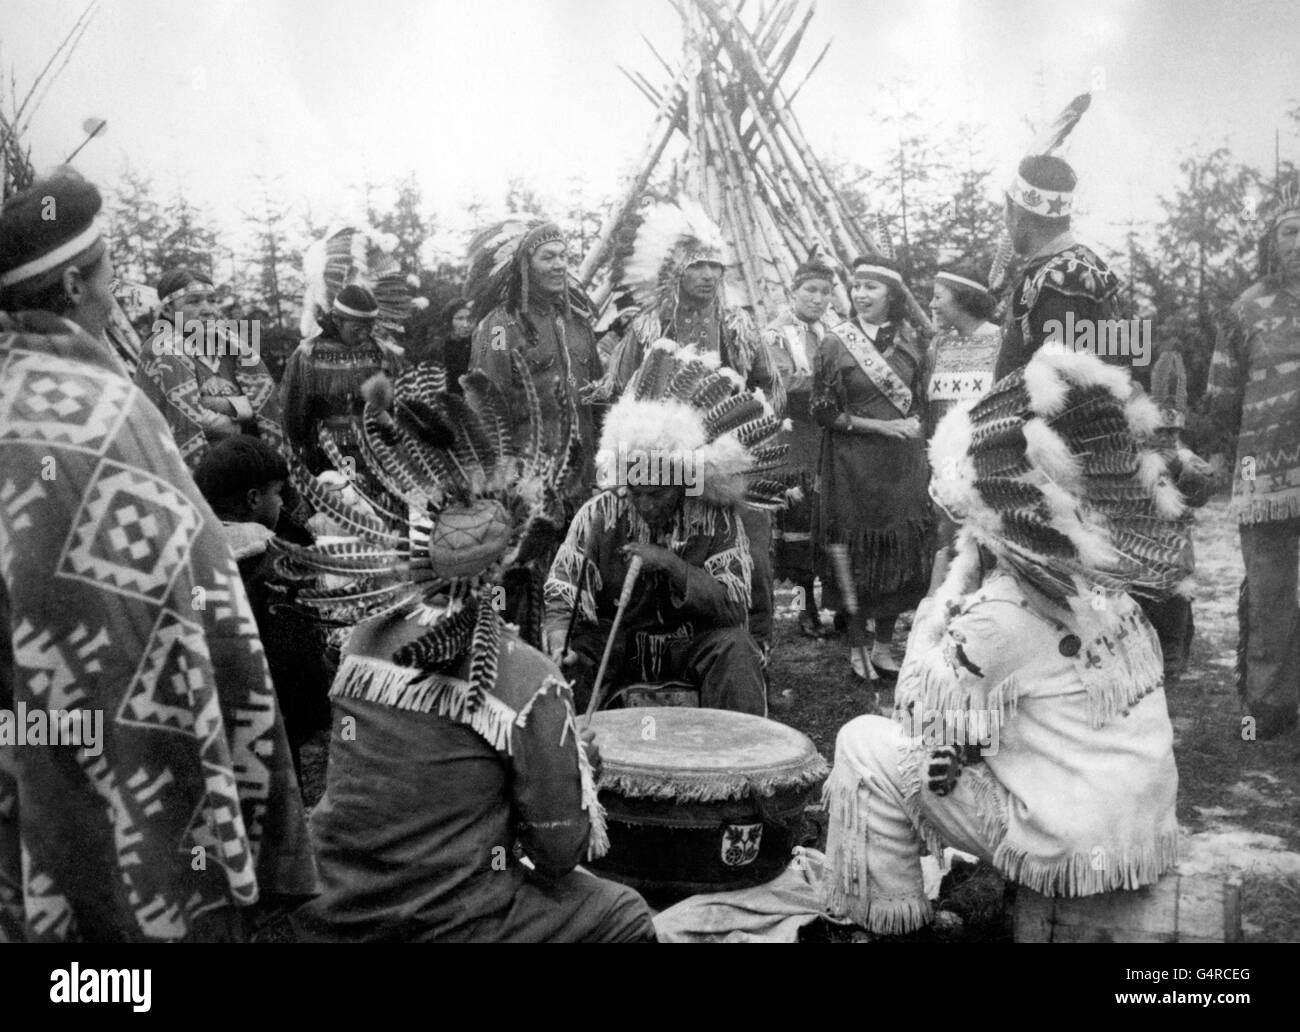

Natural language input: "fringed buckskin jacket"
[895,570,1178,896]
[543,491,752,683]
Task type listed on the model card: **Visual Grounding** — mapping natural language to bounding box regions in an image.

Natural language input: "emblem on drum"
[721,822,763,867]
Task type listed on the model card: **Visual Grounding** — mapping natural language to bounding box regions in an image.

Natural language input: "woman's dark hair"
[0,252,103,315]
[193,435,289,517]
[440,296,471,335]
[850,256,909,324]
[936,264,998,323]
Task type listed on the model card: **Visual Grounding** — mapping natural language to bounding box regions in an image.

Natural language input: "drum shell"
[589,782,815,902]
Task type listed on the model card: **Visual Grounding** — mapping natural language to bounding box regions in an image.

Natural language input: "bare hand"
[621,542,679,575]
[580,729,603,781]
[874,416,922,440]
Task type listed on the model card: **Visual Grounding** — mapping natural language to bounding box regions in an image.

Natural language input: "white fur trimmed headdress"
[929,345,1191,603]
[596,339,789,509]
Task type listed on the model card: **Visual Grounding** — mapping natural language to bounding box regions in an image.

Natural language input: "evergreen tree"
[158,186,220,278]
[108,161,167,286]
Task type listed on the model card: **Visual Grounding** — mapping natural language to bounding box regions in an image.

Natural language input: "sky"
[5,0,1299,261]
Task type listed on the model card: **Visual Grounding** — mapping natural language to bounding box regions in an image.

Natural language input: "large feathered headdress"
[300,225,414,341]
[928,345,1191,605]
[595,339,789,509]
[464,216,592,322]
[613,198,734,314]
[273,353,578,690]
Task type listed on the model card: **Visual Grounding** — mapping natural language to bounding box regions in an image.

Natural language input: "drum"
[588,707,829,901]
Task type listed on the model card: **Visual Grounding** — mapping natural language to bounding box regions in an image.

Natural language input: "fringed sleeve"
[510,677,606,874]
[894,598,1035,745]
[541,492,611,639]
[670,504,752,627]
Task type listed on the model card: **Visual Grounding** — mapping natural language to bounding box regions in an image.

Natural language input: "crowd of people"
[1,141,1296,942]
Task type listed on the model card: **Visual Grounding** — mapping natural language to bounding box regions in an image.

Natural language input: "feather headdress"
[464,216,593,323]
[274,352,577,691]
[300,225,414,341]
[929,344,1191,605]
[595,338,790,509]
[614,198,735,314]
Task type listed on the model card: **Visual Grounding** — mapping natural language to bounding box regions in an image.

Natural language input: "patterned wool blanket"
[0,311,317,942]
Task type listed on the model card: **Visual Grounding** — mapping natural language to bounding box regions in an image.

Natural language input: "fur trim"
[1022,355,1069,416]
[1023,417,1083,491]
[1138,449,1187,519]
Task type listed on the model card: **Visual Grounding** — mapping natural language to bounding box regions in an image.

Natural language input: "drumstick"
[582,554,644,726]
[827,542,876,684]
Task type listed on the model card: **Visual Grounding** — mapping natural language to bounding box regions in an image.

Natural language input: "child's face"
[250,480,285,529]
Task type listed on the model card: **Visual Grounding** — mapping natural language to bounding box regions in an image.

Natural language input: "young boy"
[194,436,333,781]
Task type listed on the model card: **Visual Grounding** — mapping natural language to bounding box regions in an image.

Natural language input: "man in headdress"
[545,341,783,717]
[1208,184,1300,739]
[993,155,1123,380]
[135,266,284,469]
[279,284,401,483]
[0,168,317,941]
[281,364,654,942]
[468,220,602,500]
[600,201,780,667]
[467,219,603,642]
[822,347,1184,937]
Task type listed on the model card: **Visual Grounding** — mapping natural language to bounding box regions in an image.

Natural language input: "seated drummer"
[544,339,784,717]
[285,370,656,942]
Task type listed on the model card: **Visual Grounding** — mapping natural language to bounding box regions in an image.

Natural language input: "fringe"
[632,625,692,682]
[993,829,1180,897]
[604,751,828,803]
[1233,489,1300,525]
[823,518,932,597]
[705,544,753,606]
[514,675,610,859]
[332,653,517,754]
[1070,600,1167,729]
[820,759,933,935]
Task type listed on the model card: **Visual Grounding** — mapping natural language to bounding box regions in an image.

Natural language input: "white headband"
[935,271,991,295]
[1007,174,1073,217]
[0,219,104,288]
[161,278,216,305]
[852,264,903,286]
[334,298,378,319]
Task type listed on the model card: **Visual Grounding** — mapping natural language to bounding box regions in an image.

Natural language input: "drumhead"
[589,707,828,802]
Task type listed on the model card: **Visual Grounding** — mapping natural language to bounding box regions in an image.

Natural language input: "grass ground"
[294,494,1299,942]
